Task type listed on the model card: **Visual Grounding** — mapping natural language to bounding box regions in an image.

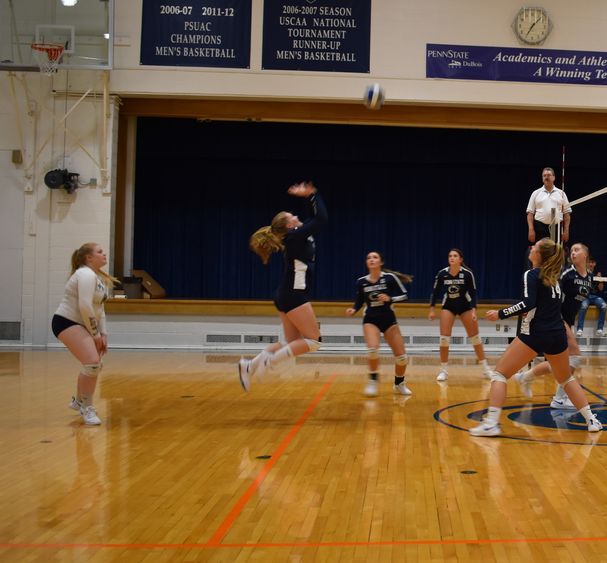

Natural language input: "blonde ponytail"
[249,211,290,264]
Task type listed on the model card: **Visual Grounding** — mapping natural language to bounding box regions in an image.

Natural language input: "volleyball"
[364,83,385,110]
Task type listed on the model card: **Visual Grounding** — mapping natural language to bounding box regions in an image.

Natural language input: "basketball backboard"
[0,0,113,71]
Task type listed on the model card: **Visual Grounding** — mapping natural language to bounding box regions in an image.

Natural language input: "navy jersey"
[560,266,593,325]
[430,267,477,308]
[279,192,328,293]
[498,268,563,334]
[351,272,408,315]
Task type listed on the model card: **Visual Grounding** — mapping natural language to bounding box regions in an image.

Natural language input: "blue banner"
[427,43,607,86]
[140,0,251,68]
[262,0,371,73]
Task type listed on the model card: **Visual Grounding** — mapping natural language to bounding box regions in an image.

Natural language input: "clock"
[513,7,552,45]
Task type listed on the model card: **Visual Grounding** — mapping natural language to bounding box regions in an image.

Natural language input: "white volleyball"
[364,83,385,110]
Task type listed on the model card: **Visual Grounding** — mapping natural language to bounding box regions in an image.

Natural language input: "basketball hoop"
[31,43,64,75]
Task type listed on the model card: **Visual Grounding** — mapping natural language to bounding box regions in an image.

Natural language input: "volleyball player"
[428,249,492,381]
[238,181,328,391]
[52,243,116,425]
[346,251,413,397]
[470,238,602,436]
[514,243,593,409]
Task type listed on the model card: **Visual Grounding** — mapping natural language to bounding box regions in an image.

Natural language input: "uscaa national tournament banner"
[140,0,251,68]
[427,43,607,86]
[262,0,371,73]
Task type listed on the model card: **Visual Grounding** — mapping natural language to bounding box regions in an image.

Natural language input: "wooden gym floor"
[1,349,607,562]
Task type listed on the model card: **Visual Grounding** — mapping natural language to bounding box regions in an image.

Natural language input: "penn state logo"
[448,286,460,295]
[580,286,590,297]
[369,291,380,302]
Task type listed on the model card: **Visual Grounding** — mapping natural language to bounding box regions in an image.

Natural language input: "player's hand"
[528,229,536,243]
[288,181,316,197]
[428,309,435,321]
[562,230,569,243]
[92,333,104,354]
[345,308,355,316]
[377,293,391,303]
[100,334,108,355]
[485,310,499,321]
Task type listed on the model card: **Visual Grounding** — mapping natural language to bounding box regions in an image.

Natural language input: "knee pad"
[561,375,576,387]
[439,335,450,347]
[490,371,507,384]
[367,348,379,360]
[395,354,408,366]
[469,334,482,346]
[304,338,321,352]
[82,363,101,378]
[569,355,582,370]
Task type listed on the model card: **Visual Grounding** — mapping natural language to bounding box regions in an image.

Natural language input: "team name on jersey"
[443,279,465,285]
[364,282,387,292]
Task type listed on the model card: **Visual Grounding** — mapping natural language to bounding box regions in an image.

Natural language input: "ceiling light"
[61,0,78,6]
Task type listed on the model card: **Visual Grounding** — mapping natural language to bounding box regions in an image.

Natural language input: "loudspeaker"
[131,270,166,299]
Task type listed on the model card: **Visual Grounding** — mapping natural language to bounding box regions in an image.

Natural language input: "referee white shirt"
[526,186,572,225]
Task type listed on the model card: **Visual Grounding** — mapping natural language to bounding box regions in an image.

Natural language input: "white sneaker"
[80,405,101,425]
[436,370,448,382]
[514,371,533,399]
[364,379,378,397]
[550,396,576,410]
[576,329,583,337]
[238,359,251,392]
[393,382,412,396]
[254,352,273,379]
[469,420,501,437]
[588,415,603,432]
[596,329,604,337]
[69,396,82,412]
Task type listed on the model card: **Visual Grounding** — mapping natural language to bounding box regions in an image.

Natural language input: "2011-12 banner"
[140,0,251,68]
[427,43,607,86]
[262,0,371,73]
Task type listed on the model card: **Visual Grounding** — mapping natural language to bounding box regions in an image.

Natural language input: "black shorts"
[562,313,575,328]
[363,311,398,334]
[442,301,473,316]
[274,289,310,313]
[518,329,568,356]
[51,314,82,338]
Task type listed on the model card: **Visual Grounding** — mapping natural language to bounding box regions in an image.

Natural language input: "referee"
[526,167,571,244]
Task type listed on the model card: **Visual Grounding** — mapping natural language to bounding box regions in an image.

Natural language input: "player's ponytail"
[249,211,290,264]
[367,251,413,284]
[537,238,564,287]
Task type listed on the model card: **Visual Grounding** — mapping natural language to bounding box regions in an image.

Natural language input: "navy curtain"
[133,118,607,301]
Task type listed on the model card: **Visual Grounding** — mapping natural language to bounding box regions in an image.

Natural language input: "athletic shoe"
[514,371,533,399]
[436,370,448,382]
[254,352,273,380]
[364,379,378,397]
[469,420,501,437]
[393,382,412,396]
[550,396,576,410]
[588,415,603,432]
[69,396,82,412]
[576,329,583,337]
[238,359,251,392]
[596,329,604,337]
[80,405,101,425]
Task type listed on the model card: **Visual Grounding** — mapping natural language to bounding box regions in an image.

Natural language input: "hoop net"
[31,43,64,75]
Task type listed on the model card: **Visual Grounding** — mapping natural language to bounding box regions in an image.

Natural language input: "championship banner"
[427,43,607,86]
[140,0,252,68]
[262,0,371,73]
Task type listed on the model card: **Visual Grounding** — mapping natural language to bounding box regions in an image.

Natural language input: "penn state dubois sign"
[140,0,252,68]
[427,43,607,86]
[262,0,371,73]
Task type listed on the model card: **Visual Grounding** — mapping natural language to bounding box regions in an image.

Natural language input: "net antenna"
[31,43,65,75]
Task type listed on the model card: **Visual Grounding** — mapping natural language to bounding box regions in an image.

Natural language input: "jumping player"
[515,243,593,409]
[470,238,602,436]
[238,181,328,391]
[346,251,413,397]
[429,248,492,381]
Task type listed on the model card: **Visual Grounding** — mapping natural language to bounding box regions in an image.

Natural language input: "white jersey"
[54,266,108,336]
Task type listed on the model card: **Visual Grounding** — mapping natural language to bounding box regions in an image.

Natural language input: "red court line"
[207,372,339,546]
[3,536,607,550]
